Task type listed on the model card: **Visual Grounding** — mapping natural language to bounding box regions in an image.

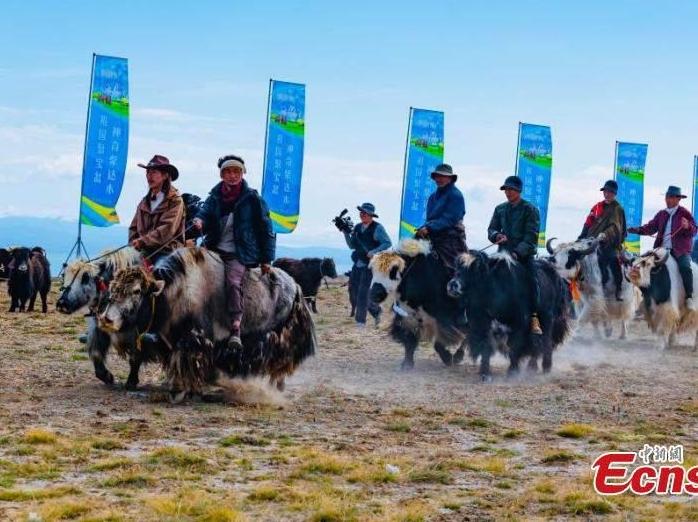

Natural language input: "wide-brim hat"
[500,175,523,192]
[666,185,687,198]
[357,202,378,217]
[600,180,618,194]
[138,154,179,181]
[431,163,457,181]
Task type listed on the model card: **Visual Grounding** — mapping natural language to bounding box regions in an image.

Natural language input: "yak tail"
[552,273,572,347]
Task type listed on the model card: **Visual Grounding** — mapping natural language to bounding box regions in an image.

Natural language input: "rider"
[193,154,276,348]
[578,180,627,301]
[628,185,698,310]
[344,203,392,327]
[487,175,543,335]
[415,163,467,269]
[129,155,186,264]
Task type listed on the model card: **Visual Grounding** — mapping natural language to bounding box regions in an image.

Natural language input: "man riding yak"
[628,185,698,310]
[578,179,627,301]
[487,175,542,335]
[415,163,467,269]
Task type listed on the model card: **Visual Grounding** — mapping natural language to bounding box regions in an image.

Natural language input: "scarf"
[221,182,242,204]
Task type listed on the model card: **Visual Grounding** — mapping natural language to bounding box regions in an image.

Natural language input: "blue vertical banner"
[614,141,648,254]
[80,54,129,226]
[398,108,445,239]
[693,156,698,220]
[516,122,552,248]
[261,80,306,233]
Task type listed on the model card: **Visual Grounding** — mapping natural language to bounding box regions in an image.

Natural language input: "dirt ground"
[1,277,698,521]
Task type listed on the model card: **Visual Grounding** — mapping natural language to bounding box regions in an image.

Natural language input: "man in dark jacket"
[578,180,627,300]
[415,163,466,269]
[344,203,392,326]
[487,175,543,335]
[628,185,698,310]
[193,154,276,348]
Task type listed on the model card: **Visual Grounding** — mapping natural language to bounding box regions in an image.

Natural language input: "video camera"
[332,209,354,234]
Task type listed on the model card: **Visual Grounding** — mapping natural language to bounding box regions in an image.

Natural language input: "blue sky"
[1,1,697,250]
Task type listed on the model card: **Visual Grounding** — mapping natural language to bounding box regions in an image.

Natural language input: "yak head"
[447,251,493,300]
[0,248,10,279]
[98,267,165,333]
[57,260,100,314]
[368,238,430,304]
[321,257,338,279]
[10,247,32,275]
[369,251,405,304]
[629,248,670,288]
[545,237,599,280]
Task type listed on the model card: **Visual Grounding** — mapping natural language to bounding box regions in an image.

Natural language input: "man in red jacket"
[628,186,698,309]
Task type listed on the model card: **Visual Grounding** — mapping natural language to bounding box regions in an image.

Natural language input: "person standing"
[578,180,627,300]
[487,176,543,335]
[129,155,185,264]
[628,185,698,309]
[193,154,276,348]
[344,203,392,326]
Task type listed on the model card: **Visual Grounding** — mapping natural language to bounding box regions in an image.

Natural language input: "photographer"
[337,203,391,327]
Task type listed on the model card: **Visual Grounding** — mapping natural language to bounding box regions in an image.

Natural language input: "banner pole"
[612,141,619,181]
[691,156,698,219]
[398,107,414,239]
[514,122,522,176]
[260,79,273,192]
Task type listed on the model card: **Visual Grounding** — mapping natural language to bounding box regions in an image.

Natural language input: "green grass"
[557,423,594,439]
[384,422,411,433]
[219,434,270,447]
[0,485,79,501]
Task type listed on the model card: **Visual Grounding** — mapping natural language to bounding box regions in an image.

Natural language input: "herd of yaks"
[1,235,697,399]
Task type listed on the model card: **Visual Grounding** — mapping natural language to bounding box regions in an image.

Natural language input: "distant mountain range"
[0,217,353,275]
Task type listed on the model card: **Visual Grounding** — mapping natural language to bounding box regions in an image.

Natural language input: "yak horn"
[545,237,557,255]
[654,250,670,266]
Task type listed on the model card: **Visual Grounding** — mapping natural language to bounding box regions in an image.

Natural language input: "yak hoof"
[97,371,115,386]
[480,374,493,383]
[437,351,453,367]
[169,390,188,404]
[124,380,139,391]
[453,349,465,365]
[400,360,415,372]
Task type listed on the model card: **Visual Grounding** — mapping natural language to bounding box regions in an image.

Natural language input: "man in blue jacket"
[193,154,276,349]
[415,164,467,269]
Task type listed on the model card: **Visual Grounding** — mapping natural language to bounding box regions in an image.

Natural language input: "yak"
[98,247,316,397]
[8,247,51,313]
[546,237,640,339]
[369,239,466,370]
[57,247,147,388]
[628,247,698,350]
[447,251,571,380]
[272,257,338,313]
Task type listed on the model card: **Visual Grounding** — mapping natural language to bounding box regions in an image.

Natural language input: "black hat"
[666,186,687,199]
[600,180,618,194]
[431,163,457,182]
[357,202,378,217]
[500,175,523,192]
[137,154,179,181]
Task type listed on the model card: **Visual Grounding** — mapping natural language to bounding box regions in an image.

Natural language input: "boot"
[615,285,624,302]
[227,322,242,350]
[530,314,543,336]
